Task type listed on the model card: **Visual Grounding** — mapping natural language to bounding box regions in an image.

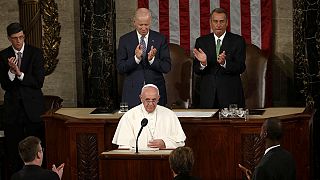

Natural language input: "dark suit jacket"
[174,174,201,180]
[0,44,45,124]
[193,32,246,108]
[117,30,171,108]
[252,146,296,180]
[11,165,59,180]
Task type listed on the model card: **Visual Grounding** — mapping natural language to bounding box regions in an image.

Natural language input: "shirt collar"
[264,144,280,155]
[12,42,25,56]
[214,31,226,44]
[137,31,149,42]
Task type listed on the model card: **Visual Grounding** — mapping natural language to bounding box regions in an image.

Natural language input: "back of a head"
[265,118,283,141]
[169,147,194,175]
[7,22,24,37]
[18,136,41,163]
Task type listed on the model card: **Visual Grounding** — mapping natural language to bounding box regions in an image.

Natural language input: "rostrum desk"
[43,108,310,180]
[100,149,172,180]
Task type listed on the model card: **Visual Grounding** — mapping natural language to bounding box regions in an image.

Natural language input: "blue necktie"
[140,36,147,59]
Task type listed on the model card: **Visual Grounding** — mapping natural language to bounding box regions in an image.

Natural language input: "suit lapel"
[133,31,139,45]
[8,47,15,59]
[20,45,30,72]
[207,33,217,63]
[220,32,230,53]
[147,30,154,53]
[3,47,15,68]
[219,32,230,54]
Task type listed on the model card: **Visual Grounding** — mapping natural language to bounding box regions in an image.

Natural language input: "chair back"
[43,95,63,114]
[241,44,268,109]
[164,43,193,108]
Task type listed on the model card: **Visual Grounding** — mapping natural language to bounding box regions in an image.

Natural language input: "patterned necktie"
[140,36,147,59]
[216,39,221,58]
[17,52,22,68]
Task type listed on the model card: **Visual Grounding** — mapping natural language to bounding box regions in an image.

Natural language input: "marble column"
[293,0,320,179]
[80,0,118,111]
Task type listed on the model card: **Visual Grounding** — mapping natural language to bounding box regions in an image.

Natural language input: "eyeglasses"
[143,99,158,104]
[10,35,25,41]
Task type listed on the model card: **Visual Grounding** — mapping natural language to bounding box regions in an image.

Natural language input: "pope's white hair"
[141,84,159,95]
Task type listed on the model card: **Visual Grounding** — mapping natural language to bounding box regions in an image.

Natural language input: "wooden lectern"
[99,149,173,180]
[44,108,311,180]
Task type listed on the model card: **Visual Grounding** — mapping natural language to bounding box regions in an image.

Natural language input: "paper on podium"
[130,147,159,151]
[101,149,173,155]
[174,111,215,117]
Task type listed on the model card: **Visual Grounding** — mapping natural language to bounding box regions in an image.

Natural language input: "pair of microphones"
[136,118,148,153]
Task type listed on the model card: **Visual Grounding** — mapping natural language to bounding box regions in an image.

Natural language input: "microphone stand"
[136,118,148,153]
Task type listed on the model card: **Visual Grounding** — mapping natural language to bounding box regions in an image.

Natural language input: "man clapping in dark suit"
[0,22,45,176]
[117,8,171,109]
[193,8,246,109]
[239,118,296,180]
[11,136,64,180]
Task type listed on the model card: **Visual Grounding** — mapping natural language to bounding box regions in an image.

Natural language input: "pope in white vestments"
[112,84,186,149]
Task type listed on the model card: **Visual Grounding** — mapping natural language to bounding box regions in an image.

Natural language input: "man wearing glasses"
[0,22,45,176]
[11,136,64,180]
[112,84,186,149]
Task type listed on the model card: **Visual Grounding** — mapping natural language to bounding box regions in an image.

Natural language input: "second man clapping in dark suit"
[193,8,246,109]
[117,8,171,109]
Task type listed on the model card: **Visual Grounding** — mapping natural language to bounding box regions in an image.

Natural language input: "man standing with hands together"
[193,8,246,109]
[0,22,45,176]
[117,8,171,109]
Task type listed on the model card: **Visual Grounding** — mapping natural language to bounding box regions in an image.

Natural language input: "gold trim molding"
[40,0,61,76]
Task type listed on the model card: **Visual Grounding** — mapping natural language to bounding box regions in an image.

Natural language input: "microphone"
[136,118,148,153]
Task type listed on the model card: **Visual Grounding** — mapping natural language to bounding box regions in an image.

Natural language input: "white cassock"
[112,104,186,149]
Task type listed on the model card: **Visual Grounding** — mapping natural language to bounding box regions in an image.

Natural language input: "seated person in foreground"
[238,118,296,180]
[169,147,201,180]
[112,84,186,149]
[11,136,64,180]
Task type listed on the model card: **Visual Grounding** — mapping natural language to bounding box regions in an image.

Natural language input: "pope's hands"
[147,139,165,148]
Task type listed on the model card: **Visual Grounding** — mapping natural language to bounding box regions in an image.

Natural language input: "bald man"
[239,118,296,180]
[112,84,185,149]
[117,8,171,109]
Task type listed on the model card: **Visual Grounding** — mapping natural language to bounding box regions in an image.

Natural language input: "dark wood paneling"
[100,153,172,180]
[44,110,311,180]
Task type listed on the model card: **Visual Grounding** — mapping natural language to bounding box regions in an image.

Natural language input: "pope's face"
[140,87,160,113]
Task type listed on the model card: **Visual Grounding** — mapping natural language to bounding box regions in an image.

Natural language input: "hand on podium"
[148,139,165,148]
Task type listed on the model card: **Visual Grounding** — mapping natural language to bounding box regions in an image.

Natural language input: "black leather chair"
[43,95,63,115]
[241,44,268,109]
[164,43,193,108]
[165,43,267,109]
